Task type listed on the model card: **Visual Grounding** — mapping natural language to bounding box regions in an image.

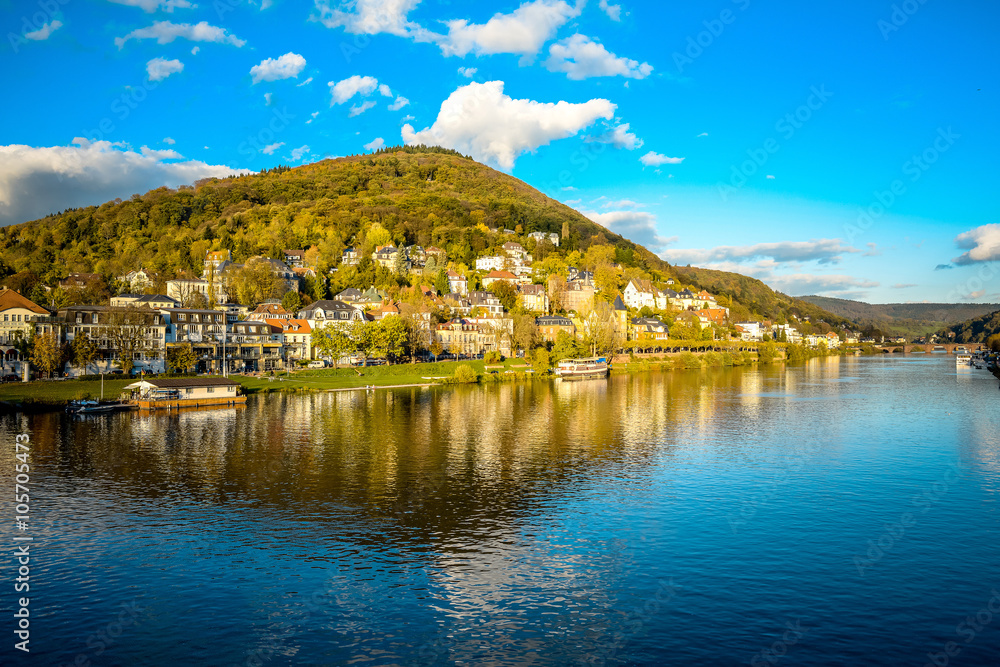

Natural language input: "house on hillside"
[519,284,549,313]
[623,279,658,311]
[482,270,518,288]
[447,270,468,296]
[536,315,576,343]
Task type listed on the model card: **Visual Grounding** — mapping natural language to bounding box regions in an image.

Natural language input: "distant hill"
[938,310,1000,344]
[798,295,1000,338]
[1,144,851,330]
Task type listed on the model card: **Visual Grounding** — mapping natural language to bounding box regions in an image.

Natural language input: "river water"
[3,355,1000,666]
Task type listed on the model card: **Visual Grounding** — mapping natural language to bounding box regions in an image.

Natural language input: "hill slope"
[1,145,851,329]
[938,310,1000,344]
[799,295,1000,337]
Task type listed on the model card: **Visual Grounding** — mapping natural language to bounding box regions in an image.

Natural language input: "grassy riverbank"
[0,378,135,408]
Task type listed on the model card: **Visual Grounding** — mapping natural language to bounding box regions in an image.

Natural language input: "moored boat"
[956,354,972,366]
[555,357,609,380]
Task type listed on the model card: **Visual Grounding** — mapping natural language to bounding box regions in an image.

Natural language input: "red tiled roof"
[0,288,47,314]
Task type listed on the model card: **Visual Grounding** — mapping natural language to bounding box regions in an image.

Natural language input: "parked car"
[108,369,124,375]
[1,374,19,383]
[307,360,327,369]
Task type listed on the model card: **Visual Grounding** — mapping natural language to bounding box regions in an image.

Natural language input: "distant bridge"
[879,343,983,354]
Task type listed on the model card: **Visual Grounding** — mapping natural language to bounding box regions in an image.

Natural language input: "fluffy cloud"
[680,260,879,298]
[115,21,246,48]
[586,122,643,150]
[364,137,385,151]
[163,137,176,144]
[312,0,425,37]
[261,142,285,155]
[297,77,313,86]
[349,100,376,116]
[584,210,676,252]
[290,145,310,161]
[329,75,379,104]
[146,57,184,81]
[599,0,621,21]
[25,20,63,40]
[0,139,249,227]
[388,96,409,110]
[109,0,195,11]
[458,67,478,78]
[401,81,615,170]
[602,199,641,209]
[250,52,307,83]
[640,151,684,167]
[545,34,652,80]
[662,239,859,266]
[952,224,1000,265]
[436,0,581,60]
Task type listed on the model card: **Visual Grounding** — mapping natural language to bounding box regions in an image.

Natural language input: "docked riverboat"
[956,354,972,366]
[555,357,609,380]
[124,377,246,410]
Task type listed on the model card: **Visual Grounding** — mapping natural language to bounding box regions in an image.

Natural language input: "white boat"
[956,354,972,366]
[555,357,609,380]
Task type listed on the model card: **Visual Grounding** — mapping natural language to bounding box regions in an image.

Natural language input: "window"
[207,387,214,393]
[178,314,186,321]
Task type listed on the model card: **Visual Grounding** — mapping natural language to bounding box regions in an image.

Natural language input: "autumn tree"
[102,307,151,375]
[488,280,518,312]
[30,332,62,378]
[72,333,98,375]
[312,324,355,368]
[512,313,538,354]
[167,343,198,373]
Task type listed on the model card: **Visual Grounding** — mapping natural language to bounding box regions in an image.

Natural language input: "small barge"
[124,377,246,410]
[555,357,610,380]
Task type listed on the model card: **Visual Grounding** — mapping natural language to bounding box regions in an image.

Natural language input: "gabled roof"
[252,303,289,315]
[486,269,517,280]
[613,295,627,311]
[536,315,573,326]
[0,288,48,315]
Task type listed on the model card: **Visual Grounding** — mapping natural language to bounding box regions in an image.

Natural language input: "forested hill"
[675,266,855,329]
[938,310,1000,344]
[1,145,851,329]
[799,295,1000,337]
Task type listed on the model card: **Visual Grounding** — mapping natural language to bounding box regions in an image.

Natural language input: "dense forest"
[1,145,852,330]
[800,295,1000,337]
[938,310,1000,345]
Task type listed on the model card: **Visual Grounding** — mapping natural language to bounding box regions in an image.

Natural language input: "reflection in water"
[3,357,1000,666]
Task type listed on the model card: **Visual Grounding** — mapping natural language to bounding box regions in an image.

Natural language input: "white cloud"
[349,100,376,116]
[25,20,63,41]
[264,92,273,106]
[139,145,182,160]
[401,81,615,170]
[115,21,246,48]
[952,224,1000,265]
[599,0,621,21]
[458,67,478,78]
[109,0,195,12]
[364,137,385,151]
[163,137,176,144]
[696,132,708,137]
[586,122,642,150]
[312,0,425,37]
[290,145,310,161]
[602,199,641,209]
[662,239,859,266]
[250,52,306,83]
[640,151,684,166]
[436,0,581,61]
[190,46,199,54]
[378,83,393,97]
[261,142,285,155]
[545,34,652,80]
[305,111,320,125]
[400,114,414,123]
[388,95,409,111]
[297,77,313,87]
[584,210,676,252]
[329,75,379,104]
[146,57,184,81]
[0,139,249,227]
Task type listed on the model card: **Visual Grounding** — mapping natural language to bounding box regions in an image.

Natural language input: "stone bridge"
[879,343,983,354]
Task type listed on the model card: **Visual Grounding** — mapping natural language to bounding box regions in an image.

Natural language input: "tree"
[167,343,198,373]
[987,333,1000,353]
[312,323,355,368]
[489,280,518,312]
[434,269,450,296]
[430,339,443,360]
[378,316,410,362]
[582,299,621,357]
[72,333,98,375]
[227,259,282,306]
[281,290,303,314]
[551,331,583,362]
[512,313,538,354]
[393,247,408,276]
[102,307,152,375]
[30,332,62,378]
[531,347,550,372]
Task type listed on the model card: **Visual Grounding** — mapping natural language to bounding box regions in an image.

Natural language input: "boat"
[66,399,131,414]
[555,357,610,380]
[956,354,972,366]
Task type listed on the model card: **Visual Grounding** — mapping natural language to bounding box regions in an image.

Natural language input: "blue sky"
[2,0,998,303]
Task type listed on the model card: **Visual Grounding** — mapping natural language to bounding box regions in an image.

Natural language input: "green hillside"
[799,295,1000,338]
[938,310,1000,344]
[1,145,852,330]
[675,266,855,331]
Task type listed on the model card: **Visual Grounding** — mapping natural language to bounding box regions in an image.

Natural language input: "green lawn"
[237,359,495,393]
[0,378,135,405]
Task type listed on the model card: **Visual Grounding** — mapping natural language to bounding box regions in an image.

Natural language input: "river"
[3,355,1000,665]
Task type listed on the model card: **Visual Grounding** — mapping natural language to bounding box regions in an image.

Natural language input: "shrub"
[483,350,503,364]
[454,364,478,384]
